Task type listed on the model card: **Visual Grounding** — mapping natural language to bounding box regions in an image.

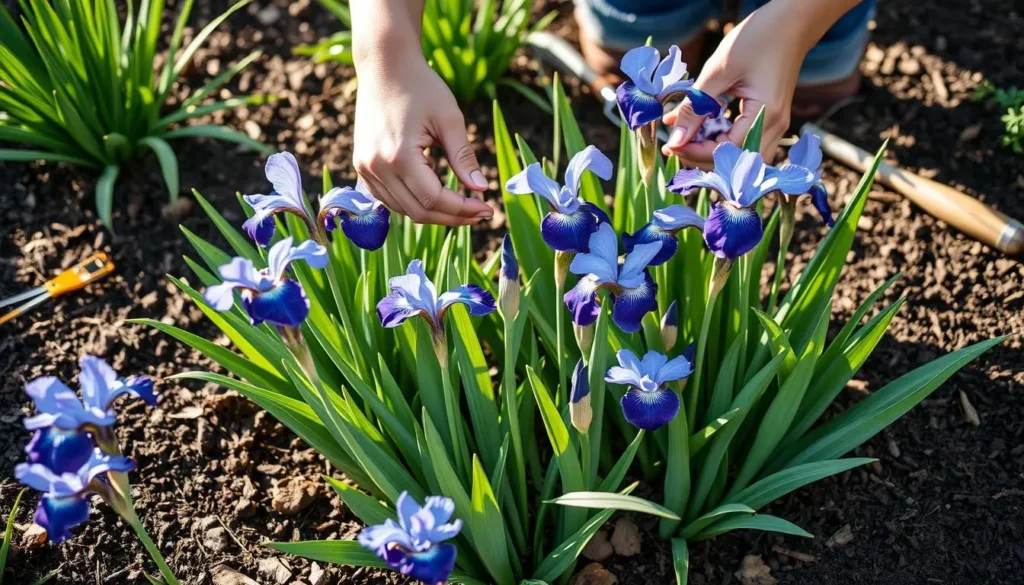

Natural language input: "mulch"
[1,0,1021,584]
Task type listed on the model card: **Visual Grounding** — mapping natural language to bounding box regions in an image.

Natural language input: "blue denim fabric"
[574,0,875,84]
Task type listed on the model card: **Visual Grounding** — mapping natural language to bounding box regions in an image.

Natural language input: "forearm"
[351,0,425,69]
[772,0,865,53]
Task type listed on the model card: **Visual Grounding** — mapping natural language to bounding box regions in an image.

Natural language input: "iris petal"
[621,387,680,430]
[666,168,732,198]
[541,209,600,253]
[564,277,602,327]
[243,278,309,327]
[396,542,458,585]
[623,223,677,266]
[376,292,425,328]
[340,205,391,250]
[242,214,276,247]
[616,81,664,130]
[437,285,496,317]
[703,203,764,259]
[682,88,722,117]
[25,428,94,474]
[610,273,658,333]
[35,495,90,544]
[809,183,834,227]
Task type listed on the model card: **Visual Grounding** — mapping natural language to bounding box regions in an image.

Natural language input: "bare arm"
[350,0,493,225]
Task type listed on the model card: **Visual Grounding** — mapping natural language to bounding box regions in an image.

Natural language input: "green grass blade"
[693,513,812,541]
[162,124,272,154]
[138,136,179,201]
[549,491,680,520]
[95,164,120,228]
[725,458,876,510]
[1,489,26,585]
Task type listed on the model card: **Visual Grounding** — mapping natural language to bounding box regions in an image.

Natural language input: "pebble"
[734,555,776,585]
[270,477,319,516]
[211,564,259,585]
[204,526,231,552]
[609,517,641,557]
[258,558,293,585]
[581,529,614,562]
[572,562,618,585]
[309,562,325,585]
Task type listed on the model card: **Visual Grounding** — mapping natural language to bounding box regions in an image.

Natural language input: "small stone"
[826,524,854,549]
[271,478,318,516]
[959,123,983,143]
[204,526,231,552]
[309,562,325,585]
[258,558,293,585]
[609,517,641,557]
[256,5,281,25]
[735,555,776,585]
[211,564,259,585]
[581,529,614,562]
[897,56,921,75]
[21,524,48,549]
[572,562,618,585]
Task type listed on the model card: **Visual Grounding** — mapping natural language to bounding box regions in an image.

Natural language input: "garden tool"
[528,30,1024,259]
[801,121,1024,258]
[0,252,115,325]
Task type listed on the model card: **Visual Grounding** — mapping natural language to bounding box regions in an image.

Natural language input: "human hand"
[353,55,494,225]
[661,0,815,165]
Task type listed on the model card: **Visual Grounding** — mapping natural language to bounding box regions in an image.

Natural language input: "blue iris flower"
[376,260,496,335]
[564,223,662,333]
[16,444,134,543]
[24,355,156,432]
[615,45,722,131]
[358,491,463,585]
[319,178,392,250]
[605,348,694,430]
[775,132,834,226]
[243,152,392,250]
[623,204,707,266]
[505,146,612,253]
[666,142,815,259]
[204,237,328,328]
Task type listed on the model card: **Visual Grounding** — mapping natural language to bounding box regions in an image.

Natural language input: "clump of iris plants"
[14,357,178,585]
[149,50,1004,585]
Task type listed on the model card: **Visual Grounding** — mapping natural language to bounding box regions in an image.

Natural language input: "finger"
[402,160,493,221]
[663,70,731,152]
[721,97,781,161]
[666,140,718,168]
[360,173,407,217]
[387,169,484,226]
[435,114,489,192]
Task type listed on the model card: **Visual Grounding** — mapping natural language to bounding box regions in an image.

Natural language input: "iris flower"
[319,179,392,250]
[693,107,733,143]
[616,45,721,131]
[377,260,496,337]
[777,132,833,226]
[498,234,520,319]
[605,349,694,430]
[623,204,707,266]
[564,224,662,333]
[660,299,679,351]
[570,359,592,433]
[204,237,328,328]
[358,492,463,585]
[16,436,134,542]
[666,143,814,259]
[243,152,391,250]
[505,146,612,253]
[24,356,156,432]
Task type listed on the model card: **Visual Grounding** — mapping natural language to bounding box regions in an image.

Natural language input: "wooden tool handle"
[803,123,1024,257]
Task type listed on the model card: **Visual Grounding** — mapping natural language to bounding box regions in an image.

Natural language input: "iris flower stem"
[767,201,796,315]
[438,348,470,480]
[580,431,592,490]
[125,512,179,585]
[554,271,567,408]
[687,263,725,430]
[502,316,529,529]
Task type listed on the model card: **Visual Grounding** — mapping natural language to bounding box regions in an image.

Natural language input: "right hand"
[353,56,494,225]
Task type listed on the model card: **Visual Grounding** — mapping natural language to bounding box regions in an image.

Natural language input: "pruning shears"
[0,253,115,325]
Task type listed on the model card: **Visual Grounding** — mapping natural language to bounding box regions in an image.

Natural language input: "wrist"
[770,0,862,53]
[353,30,425,73]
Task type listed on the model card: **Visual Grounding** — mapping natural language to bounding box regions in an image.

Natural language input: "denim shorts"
[574,0,875,85]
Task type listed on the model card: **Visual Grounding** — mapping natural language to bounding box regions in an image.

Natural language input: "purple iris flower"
[358,491,462,585]
[505,146,612,253]
[693,107,733,142]
[563,224,662,333]
[605,348,694,430]
[242,152,313,247]
[774,132,833,226]
[667,142,815,259]
[623,204,707,266]
[24,356,157,432]
[15,443,134,543]
[204,237,328,328]
[319,179,392,250]
[616,45,722,131]
[376,260,496,334]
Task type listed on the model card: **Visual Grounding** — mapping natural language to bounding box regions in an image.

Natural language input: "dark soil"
[2,1,1022,584]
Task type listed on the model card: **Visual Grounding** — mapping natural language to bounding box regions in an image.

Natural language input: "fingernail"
[470,170,488,189]
[475,209,493,219]
[667,127,687,148]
